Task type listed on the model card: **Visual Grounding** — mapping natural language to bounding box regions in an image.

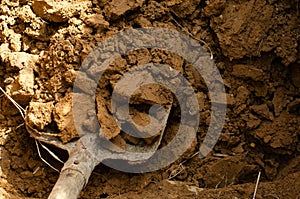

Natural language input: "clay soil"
[0,0,300,198]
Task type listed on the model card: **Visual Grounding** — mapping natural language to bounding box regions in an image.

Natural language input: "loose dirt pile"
[0,0,299,198]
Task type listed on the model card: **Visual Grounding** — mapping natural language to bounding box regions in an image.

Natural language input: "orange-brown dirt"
[0,0,299,198]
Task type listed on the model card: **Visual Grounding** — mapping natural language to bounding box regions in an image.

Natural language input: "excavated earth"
[0,0,300,198]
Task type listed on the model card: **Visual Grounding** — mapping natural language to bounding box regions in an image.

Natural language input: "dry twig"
[253,171,261,199]
[0,86,61,172]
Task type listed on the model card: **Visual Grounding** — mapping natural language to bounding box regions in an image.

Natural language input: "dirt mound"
[0,0,299,198]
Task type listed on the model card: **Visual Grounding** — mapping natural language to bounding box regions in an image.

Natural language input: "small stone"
[85,14,109,29]
[4,52,39,71]
[263,135,272,143]
[20,171,34,178]
[134,15,152,27]
[236,86,251,104]
[32,0,91,23]
[105,0,145,19]
[247,118,261,129]
[18,67,34,93]
[0,43,11,62]
[26,101,54,130]
[232,64,264,81]
[250,104,274,120]
[5,67,35,104]
[272,87,288,116]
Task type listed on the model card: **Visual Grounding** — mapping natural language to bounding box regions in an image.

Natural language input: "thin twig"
[0,87,25,119]
[217,191,222,198]
[38,141,64,164]
[35,140,60,172]
[0,86,64,172]
[264,194,280,199]
[215,174,225,189]
[253,171,261,199]
[33,166,41,175]
[168,150,202,180]
[15,123,25,130]
[168,163,185,180]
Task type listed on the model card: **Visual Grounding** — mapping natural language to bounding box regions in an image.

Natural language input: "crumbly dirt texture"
[0,0,300,198]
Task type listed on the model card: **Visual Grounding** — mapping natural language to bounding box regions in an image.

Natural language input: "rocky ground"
[0,0,299,198]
